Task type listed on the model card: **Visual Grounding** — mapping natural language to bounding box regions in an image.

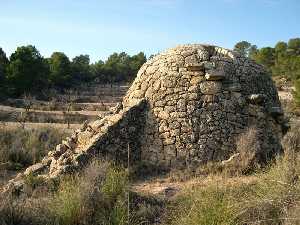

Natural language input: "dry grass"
[0,160,163,225]
[0,104,100,116]
[220,126,261,176]
[0,126,68,168]
[162,124,300,225]
[0,109,97,124]
[162,153,300,225]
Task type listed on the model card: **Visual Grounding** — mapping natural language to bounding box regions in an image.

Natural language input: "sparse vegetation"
[2,126,298,225]
[163,124,300,225]
[1,110,300,225]
[163,158,300,225]
[0,126,68,168]
[0,160,163,225]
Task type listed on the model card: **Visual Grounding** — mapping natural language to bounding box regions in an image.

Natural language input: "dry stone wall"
[123,44,287,168]
[2,44,288,195]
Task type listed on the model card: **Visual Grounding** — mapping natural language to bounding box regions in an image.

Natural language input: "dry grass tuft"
[0,126,68,168]
[0,159,162,225]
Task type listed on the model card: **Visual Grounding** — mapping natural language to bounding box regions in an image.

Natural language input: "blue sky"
[0,0,299,62]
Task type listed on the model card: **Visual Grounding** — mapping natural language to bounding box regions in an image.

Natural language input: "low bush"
[48,177,87,225]
[0,160,151,225]
[24,173,46,189]
[0,127,68,168]
[164,154,300,225]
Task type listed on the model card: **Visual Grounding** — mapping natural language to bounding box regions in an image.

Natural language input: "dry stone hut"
[2,44,289,194]
[121,44,288,168]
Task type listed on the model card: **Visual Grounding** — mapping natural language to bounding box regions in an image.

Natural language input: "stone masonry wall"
[123,44,287,169]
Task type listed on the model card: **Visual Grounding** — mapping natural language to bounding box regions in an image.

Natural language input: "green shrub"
[48,177,85,225]
[94,166,129,225]
[45,161,131,225]
[165,185,238,225]
[102,167,128,200]
[24,172,46,189]
[293,79,300,106]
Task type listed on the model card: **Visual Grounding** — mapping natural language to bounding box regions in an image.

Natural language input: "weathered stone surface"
[109,102,123,114]
[199,81,222,94]
[24,163,46,176]
[248,94,265,105]
[2,44,288,196]
[205,69,225,81]
[186,63,204,71]
[269,106,284,116]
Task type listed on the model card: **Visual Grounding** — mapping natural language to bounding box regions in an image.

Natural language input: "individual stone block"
[159,121,169,133]
[185,54,199,65]
[158,111,169,120]
[62,138,76,150]
[190,76,204,85]
[109,102,123,114]
[205,69,225,81]
[248,94,265,105]
[146,65,159,74]
[224,83,242,92]
[163,137,176,145]
[186,63,204,71]
[203,61,216,70]
[24,163,46,176]
[269,106,284,116]
[199,81,222,94]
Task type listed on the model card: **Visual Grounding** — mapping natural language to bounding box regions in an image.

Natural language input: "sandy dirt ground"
[132,175,257,198]
[0,105,102,116]
[1,121,81,131]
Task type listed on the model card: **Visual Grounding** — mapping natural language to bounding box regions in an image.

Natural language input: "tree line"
[234,38,300,105]
[234,38,300,80]
[0,45,146,97]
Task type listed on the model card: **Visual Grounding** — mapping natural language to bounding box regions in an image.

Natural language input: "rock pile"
[2,44,288,195]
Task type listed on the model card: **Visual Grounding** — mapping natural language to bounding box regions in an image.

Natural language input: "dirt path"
[1,122,81,131]
[0,105,103,116]
[132,175,257,198]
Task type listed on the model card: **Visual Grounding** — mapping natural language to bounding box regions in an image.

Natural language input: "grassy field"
[0,126,70,188]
